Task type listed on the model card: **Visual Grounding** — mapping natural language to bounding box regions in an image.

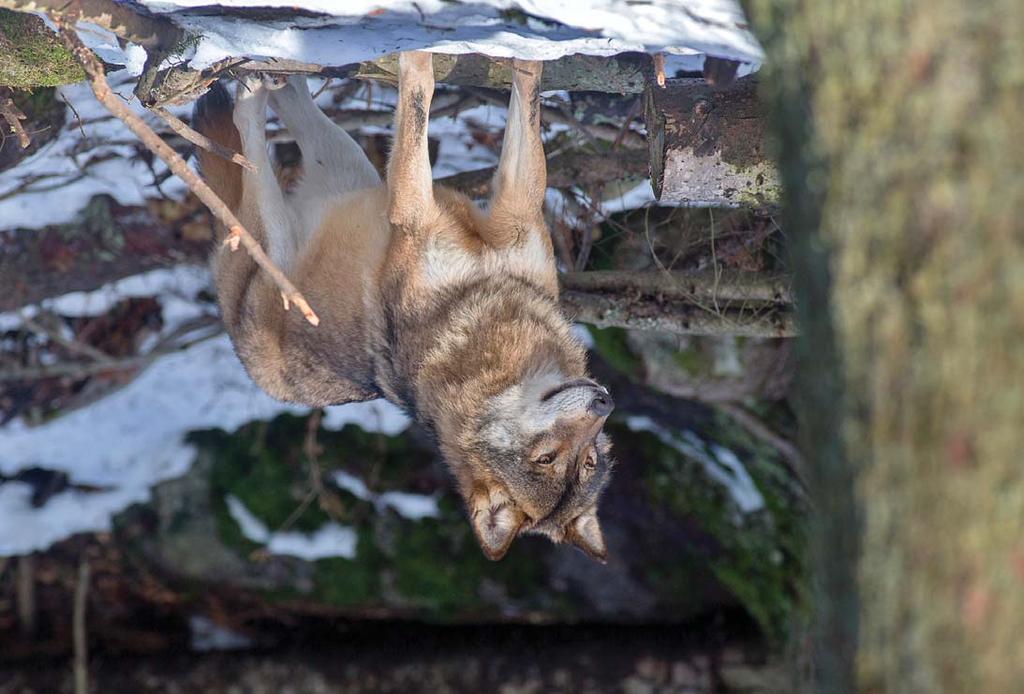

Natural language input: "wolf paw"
[235,73,288,99]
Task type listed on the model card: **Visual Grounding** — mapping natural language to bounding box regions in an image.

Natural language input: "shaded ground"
[0,616,784,693]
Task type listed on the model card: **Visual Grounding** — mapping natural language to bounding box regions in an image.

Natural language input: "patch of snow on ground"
[0,265,211,332]
[332,470,440,521]
[189,615,255,652]
[0,269,409,557]
[625,415,765,514]
[0,67,191,230]
[571,324,595,349]
[225,495,358,560]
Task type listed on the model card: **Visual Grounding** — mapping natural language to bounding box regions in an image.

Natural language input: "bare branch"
[53,22,319,326]
[0,90,30,149]
[0,322,223,382]
[560,269,794,305]
[469,87,645,149]
[16,555,34,637]
[716,401,806,487]
[20,312,114,364]
[73,557,90,694]
[151,106,256,172]
[560,289,797,338]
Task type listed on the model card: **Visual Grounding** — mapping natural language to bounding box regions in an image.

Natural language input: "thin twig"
[311,77,332,99]
[0,92,31,149]
[151,106,256,172]
[73,557,91,694]
[53,22,319,326]
[468,87,646,149]
[653,53,667,88]
[0,326,224,382]
[16,555,35,637]
[716,402,806,488]
[303,409,347,521]
[20,313,114,364]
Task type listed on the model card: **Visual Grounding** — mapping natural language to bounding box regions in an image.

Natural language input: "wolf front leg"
[387,52,437,231]
[486,60,547,247]
[268,75,380,198]
[233,76,299,270]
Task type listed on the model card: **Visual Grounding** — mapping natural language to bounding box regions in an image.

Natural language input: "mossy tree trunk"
[746,0,1024,690]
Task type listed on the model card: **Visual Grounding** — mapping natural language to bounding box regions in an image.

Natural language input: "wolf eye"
[584,454,597,470]
[533,453,555,466]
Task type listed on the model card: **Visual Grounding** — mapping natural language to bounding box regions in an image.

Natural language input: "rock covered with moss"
[0,11,84,88]
[119,401,806,641]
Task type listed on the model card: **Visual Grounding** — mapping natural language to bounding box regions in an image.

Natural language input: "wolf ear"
[566,510,607,563]
[469,487,527,561]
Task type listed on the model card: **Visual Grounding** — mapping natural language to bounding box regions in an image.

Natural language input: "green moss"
[0,10,84,88]
[672,346,711,377]
[312,529,381,608]
[610,420,807,642]
[182,409,805,630]
[202,419,332,534]
[189,414,551,620]
[587,325,643,378]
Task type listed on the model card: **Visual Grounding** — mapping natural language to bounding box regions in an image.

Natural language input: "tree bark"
[140,52,654,107]
[352,51,652,94]
[560,269,793,305]
[747,0,1024,690]
[646,77,779,206]
[561,289,796,338]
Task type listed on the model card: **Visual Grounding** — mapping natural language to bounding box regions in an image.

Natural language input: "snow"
[0,269,409,557]
[332,470,440,521]
[138,1,762,68]
[225,494,358,560]
[0,1,760,231]
[0,265,211,332]
[0,0,764,555]
[189,615,254,652]
[0,72,188,230]
[571,324,595,348]
[625,415,765,514]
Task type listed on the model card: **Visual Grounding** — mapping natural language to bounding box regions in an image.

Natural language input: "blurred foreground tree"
[747,0,1024,690]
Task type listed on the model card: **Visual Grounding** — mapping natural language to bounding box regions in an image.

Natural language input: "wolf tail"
[191,81,242,212]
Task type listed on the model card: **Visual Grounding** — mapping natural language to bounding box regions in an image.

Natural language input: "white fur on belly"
[420,230,551,290]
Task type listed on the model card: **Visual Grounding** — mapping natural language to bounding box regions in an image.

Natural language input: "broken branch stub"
[645,77,780,207]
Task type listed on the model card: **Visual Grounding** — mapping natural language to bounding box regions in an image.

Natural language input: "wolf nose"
[589,392,614,417]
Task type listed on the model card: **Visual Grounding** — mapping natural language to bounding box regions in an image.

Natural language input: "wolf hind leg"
[268,76,381,238]
[233,75,301,270]
[486,60,548,246]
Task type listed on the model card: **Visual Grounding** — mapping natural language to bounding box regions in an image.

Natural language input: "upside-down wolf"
[193,52,615,561]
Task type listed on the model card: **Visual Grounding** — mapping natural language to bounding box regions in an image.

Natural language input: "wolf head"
[450,370,615,562]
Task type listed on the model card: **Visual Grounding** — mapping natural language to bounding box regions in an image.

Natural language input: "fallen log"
[561,289,796,338]
[560,269,793,305]
[645,77,779,207]
[139,52,654,107]
[438,149,649,200]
